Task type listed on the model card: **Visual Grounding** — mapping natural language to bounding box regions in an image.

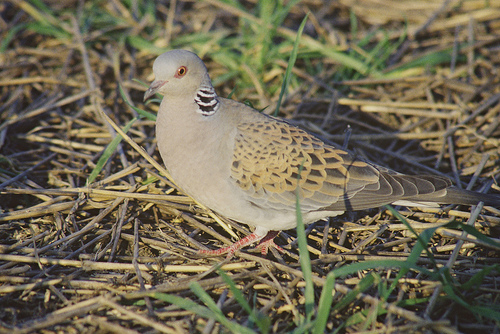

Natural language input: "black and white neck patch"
[195,85,220,116]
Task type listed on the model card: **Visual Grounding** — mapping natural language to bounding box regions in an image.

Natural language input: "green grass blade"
[149,292,219,319]
[151,291,269,330]
[385,206,438,264]
[274,13,309,116]
[120,85,157,121]
[227,85,238,99]
[217,270,270,333]
[20,0,56,26]
[126,35,169,55]
[189,282,258,334]
[465,306,500,322]
[273,0,302,28]
[290,322,315,334]
[383,205,441,299]
[25,22,71,40]
[328,259,432,279]
[370,21,407,72]
[87,118,136,185]
[0,23,27,52]
[332,272,378,313]
[384,48,463,78]
[453,221,500,248]
[189,281,226,317]
[345,303,386,328]
[295,161,315,322]
[461,265,499,290]
[217,270,253,315]
[313,271,336,334]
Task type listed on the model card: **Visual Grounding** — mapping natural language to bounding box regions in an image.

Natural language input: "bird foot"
[252,230,283,255]
[198,230,281,259]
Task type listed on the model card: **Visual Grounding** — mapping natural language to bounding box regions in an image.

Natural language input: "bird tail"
[404,187,500,208]
[441,187,500,207]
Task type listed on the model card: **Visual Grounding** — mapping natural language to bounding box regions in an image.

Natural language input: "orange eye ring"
[176,66,187,77]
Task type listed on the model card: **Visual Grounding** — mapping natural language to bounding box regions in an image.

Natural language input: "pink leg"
[253,230,284,255]
[198,230,282,258]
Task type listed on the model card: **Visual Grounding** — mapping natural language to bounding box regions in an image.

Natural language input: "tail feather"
[407,187,500,208]
[442,187,500,207]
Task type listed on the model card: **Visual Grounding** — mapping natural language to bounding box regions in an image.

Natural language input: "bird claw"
[253,238,284,255]
[197,230,281,259]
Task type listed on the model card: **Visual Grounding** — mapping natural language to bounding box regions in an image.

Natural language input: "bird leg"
[198,230,282,258]
[253,230,283,255]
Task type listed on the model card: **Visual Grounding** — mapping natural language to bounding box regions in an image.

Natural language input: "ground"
[0,1,499,333]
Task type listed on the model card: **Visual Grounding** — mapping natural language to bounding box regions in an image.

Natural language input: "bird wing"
[230,116,452,212]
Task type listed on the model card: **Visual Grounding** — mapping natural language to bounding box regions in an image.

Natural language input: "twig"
[0,153,56,190]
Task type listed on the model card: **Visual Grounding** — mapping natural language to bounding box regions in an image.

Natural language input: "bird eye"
[176,66,187,77]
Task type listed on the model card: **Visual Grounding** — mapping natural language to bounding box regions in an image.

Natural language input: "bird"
[143,49,500,258]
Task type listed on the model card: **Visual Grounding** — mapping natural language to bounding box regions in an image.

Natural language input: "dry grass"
[1,0,499,333]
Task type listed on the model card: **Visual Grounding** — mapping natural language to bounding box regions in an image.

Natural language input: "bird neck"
[194,75,219,116]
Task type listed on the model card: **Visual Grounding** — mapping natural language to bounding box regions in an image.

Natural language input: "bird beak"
[143,80,167,101]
